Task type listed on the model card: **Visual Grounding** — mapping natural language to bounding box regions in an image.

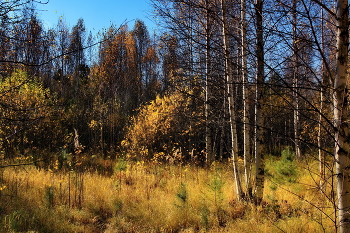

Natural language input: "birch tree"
[220,0,243,199]
[292,0,301,159]
[318,4,326,189]
[241,0,252,197]
[333,0,350,231]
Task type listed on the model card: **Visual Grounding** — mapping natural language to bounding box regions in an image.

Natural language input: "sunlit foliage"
[0,70,54,157]
[124,91,200,161]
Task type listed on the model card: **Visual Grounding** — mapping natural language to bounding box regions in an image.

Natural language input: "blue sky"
[37,0,157,32]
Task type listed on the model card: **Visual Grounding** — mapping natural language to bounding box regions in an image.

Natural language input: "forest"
[0,0,349,232]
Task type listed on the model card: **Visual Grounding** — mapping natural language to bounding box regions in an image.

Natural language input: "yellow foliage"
[88,119,99,129]
[124,92,193,159]
[0,69,54,157]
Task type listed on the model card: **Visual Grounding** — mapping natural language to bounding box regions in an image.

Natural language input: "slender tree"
[254,0,265,204]
[204,0,214,163]
[55,18,70,78]
[333,0,350,231]
[292,0,301,158]
[132,19,149,103]
[221,0,243,199]
[318,3,326,189]
[241,0,252,197]
[67,18,86,82]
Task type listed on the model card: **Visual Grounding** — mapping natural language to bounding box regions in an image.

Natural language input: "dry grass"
[0,157,336,233]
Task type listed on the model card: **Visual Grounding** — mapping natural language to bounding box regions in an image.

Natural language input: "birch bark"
[318,6,325,190]
[221,0,243,200]
[292,0,301,159]
[241,0,252,197]
[334,0,350,232]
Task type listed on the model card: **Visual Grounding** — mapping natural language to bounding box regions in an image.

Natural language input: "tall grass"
[0,155,335,232]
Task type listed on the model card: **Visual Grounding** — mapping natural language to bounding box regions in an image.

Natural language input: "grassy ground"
[0,155,336,232]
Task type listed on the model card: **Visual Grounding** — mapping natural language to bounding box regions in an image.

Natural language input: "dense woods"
[0,0,350,232]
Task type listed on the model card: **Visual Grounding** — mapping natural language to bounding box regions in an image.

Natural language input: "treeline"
[0,0,337,163]
[0,3,164,159]
[149,0,336,162]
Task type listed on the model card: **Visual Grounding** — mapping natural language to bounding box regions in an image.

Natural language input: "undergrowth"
[0,153,335,232]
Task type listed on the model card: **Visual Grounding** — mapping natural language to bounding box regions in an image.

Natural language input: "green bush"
[266,147,299,185]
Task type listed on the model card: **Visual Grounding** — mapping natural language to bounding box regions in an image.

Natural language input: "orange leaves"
[143,46,159,64]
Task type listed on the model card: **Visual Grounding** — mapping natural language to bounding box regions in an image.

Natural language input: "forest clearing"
[0,0,349,232]
[0,150,336,232]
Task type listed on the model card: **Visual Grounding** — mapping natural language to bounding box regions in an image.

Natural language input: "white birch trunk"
[221,0,243,200]
[318,84,325,188]
[334,0,350,232]
[241,0,252,197]
[292,0,301,159]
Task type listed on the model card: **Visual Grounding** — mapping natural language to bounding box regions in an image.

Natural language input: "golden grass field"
[0,156,336,232]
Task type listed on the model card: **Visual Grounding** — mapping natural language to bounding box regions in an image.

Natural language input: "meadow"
[0,154,335,233]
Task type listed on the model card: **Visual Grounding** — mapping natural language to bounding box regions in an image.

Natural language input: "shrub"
[123,92,200,160]
[266,147,299,185]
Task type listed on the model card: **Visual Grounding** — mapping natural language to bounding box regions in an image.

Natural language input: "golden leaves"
[0,69,54,155]
[124,92,188,159]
